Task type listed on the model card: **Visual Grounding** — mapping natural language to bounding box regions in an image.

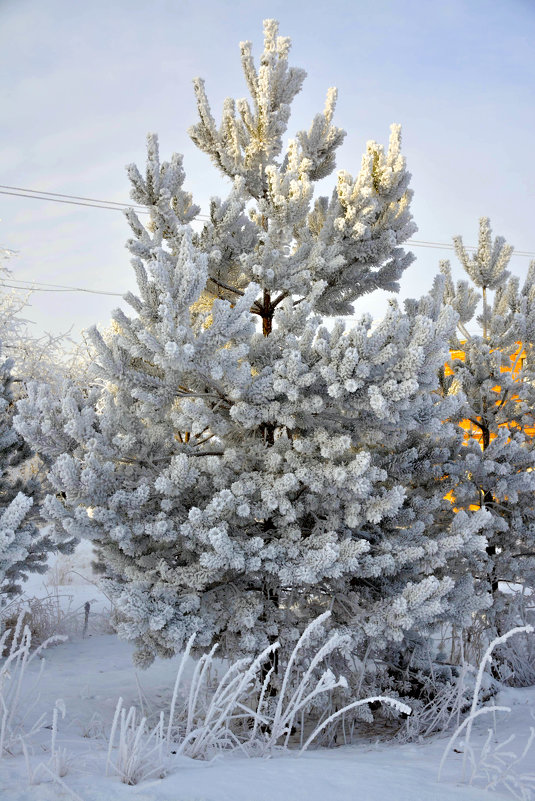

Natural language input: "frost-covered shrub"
[438,624,534,796]
[493,593,535,687]
[105,613,410,768]
[0,611,66,757]
[2,589,113,646]
[106,698,166,785]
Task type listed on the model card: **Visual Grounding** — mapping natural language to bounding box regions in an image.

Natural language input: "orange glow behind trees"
[445,343,535,447]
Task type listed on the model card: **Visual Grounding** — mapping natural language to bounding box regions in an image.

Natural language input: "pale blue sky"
[0,0,534,339]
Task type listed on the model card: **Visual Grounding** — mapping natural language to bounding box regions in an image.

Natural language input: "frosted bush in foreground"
[494,594,535,688]
[105,613,410,782]
[106,698,166,785]
[0,610,66,757]
[439,625,535,799]
[398,659,474,743]
[0,611,86,800]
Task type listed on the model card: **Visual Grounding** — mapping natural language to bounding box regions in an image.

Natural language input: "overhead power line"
[409,239,534,257]
[0,185,211,219]
[0,186,149,215]
[1,183,534,258]
[0,184,144,208]
[0,278,123,296]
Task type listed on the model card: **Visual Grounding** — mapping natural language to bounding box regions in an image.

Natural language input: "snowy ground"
[1,547,534,801]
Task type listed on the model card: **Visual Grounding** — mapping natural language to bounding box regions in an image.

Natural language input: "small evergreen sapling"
[440,218,535,629]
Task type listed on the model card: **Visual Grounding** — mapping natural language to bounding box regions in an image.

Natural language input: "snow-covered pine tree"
[440,218,535,631]
[0,338,54,603]
[16,21,490,699]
